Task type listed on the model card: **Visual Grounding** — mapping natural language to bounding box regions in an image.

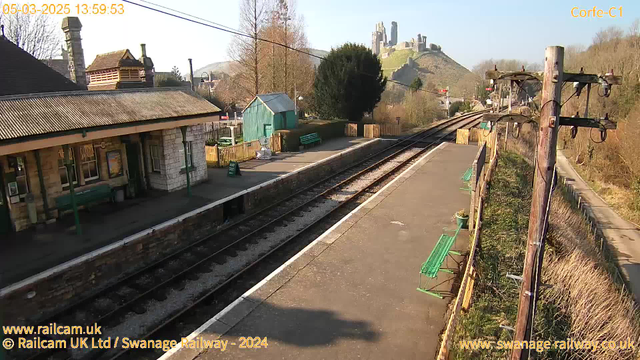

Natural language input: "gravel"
[67,143,425,359]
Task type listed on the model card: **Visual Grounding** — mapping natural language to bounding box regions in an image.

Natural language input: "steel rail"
[106,114,483,360]
[15,112,483,360]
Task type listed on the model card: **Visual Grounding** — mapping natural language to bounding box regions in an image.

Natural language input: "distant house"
[242,93,298,142]
[41,47,72,80]
[86,46,154,91]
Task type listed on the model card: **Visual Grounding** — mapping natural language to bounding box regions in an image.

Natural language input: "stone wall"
[0,137,129,231]
[0,138,393,323]
[144,124,207,192]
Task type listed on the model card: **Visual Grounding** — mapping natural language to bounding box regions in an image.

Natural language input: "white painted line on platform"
[158,141,447,360]
[1,139,384,297]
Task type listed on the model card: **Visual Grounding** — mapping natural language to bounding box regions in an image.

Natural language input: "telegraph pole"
[511,46,564,360]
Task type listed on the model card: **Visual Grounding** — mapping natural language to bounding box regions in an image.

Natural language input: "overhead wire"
[121,0,447,96]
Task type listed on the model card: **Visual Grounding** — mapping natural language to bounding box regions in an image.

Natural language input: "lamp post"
[200,72,212,98]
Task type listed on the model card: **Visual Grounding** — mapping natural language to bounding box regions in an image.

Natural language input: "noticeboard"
[227,161,241,177]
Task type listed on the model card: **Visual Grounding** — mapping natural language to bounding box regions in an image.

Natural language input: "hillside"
[380,48,480,100]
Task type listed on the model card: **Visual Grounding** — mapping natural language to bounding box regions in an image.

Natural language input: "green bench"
[300,133,322,147]
[417,223,463,298]
[55,184,113,212]
[461,167,473,192]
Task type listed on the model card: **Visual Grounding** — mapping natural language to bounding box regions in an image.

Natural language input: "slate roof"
[0,88,221,142]
[244,92,295,114]
[0,35,81,96]
[41,59,71,79]
[86,49,144,72]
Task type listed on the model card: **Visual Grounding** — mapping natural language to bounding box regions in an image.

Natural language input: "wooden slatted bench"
[300,133,322,148]
[55,184,113,212]
[417,223,463,298]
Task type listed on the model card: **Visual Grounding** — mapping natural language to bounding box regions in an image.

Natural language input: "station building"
[0,20,221,235]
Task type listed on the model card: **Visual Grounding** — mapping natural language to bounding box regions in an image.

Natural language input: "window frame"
[150,145,162,173]
[58,147,78,188]
[79,144,100,182]
[179,141,193,170]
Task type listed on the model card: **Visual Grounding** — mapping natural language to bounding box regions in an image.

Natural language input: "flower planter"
[455,213,469,228]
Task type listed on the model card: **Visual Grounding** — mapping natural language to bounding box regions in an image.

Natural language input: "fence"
[205,133,282,168]
[204,122,244,144]
[504,122,630,293]
[437,128,499,360]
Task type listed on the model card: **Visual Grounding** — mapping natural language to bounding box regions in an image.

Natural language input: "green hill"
[380,49,480,100]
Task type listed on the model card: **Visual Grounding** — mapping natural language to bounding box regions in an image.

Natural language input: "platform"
[166,143,478,360]
[0,137,374,288]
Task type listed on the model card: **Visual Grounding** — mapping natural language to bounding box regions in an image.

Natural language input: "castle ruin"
[371,21,438,56]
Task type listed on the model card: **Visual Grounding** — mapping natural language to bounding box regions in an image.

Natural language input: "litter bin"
[26,193,37,224]
[115,188,125,203]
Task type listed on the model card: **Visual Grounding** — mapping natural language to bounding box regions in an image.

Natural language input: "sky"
[18,0,640,75]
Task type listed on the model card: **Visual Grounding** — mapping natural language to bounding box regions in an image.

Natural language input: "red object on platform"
[221,115,229,120]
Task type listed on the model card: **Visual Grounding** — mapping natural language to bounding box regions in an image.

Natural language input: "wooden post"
[511,46,563,360]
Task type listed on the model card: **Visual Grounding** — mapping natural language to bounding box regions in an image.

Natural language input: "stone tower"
[61,17,86,88]
[390,21,398,47]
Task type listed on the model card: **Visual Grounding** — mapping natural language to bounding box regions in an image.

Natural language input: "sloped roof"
[0,36,81,96]
[86,49,144,72]
[41,59,71,79]
[243,92,295,114]
[0,88,221,142]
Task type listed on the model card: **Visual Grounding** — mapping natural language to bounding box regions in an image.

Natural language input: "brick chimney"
[61,17,86,88]
[139,43,155,87]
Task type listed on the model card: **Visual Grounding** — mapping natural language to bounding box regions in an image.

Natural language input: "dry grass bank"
[451,151,639,360]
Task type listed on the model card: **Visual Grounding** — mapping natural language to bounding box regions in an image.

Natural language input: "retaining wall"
[0,138,392,323]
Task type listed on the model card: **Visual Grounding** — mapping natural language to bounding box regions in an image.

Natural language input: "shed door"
[0,164,13,234]
[264,124,273,138]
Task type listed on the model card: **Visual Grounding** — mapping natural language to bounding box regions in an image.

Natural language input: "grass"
[450,151,639,360]
[560,148,640,226]
[380,49,415,70]
[451,152,544,359]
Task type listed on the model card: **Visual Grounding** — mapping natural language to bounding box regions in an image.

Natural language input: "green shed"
[242,92,298,142]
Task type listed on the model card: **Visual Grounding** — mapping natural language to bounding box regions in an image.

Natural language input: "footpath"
[556,151,640,303]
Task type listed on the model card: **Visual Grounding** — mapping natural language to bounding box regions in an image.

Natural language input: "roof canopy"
[244,92,295,114]
[0,88,221,142]
[86,49,144,72]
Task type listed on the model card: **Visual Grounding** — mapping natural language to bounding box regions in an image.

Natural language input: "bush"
[278,120,347,151]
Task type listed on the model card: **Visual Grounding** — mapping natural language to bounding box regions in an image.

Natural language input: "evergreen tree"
[409,77,423,93]
[313,43,387,121]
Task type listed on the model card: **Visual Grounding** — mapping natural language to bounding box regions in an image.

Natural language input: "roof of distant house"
[244,92,295,114]
[0,35,81,96]
[86,49,144,72]
[41,59,71,79]
[0,88,221,142]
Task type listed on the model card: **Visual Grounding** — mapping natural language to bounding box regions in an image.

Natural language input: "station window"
[179,142,193,169]
[79,144,99,181]
[58,147,78,187]
[150,145,162,172]
[6,155,29,201]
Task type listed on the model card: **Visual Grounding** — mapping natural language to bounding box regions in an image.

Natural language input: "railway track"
[9,112,483,360]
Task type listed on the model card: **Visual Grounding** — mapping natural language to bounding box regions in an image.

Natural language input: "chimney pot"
[141,44,146,57]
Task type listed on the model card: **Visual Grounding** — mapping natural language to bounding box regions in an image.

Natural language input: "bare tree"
[228,0,267,99]
[0,12,61,59]
[258,0,314,101]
